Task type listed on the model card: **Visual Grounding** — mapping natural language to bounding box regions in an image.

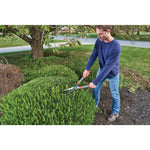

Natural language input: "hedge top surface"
[0,76,95,125]
[36,65,79,80]
[23,65,79,83]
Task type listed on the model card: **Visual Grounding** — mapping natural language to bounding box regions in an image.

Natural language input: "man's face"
[96,28,109,41]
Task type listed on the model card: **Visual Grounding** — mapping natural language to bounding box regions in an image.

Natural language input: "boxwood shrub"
[23,65,79,83]
[0,76,95,125]
[69,56,99,83]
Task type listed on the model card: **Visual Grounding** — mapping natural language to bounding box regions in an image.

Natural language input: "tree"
[0,25,94,59]
[115,25,150,41]
[1,25,149,59]
[0,25,57,58]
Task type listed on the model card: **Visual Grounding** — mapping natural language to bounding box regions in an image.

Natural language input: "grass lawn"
[120,46,150,79]
[0,37,28,47]
[0,36,66,48]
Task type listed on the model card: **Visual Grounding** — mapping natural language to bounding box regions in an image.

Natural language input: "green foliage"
[0,77,95,125]
[23,54,33,61]
[44,50,70,58]
[63,35,83,47]
[23,65,79,83]
[69,56,99,82]
[19,56,63,70]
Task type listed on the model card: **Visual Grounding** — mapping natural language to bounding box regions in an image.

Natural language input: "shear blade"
[66,86,77,95]
[64,87,74,91]
[66,88,75,95]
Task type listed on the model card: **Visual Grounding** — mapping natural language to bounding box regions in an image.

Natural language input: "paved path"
[0,36,150,54]
[0,43,63,54]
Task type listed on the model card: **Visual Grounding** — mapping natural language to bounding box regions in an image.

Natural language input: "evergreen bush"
[0,76,95,125]
[23,65,79,83]
[69,56,99,83]
[21,56,62,71]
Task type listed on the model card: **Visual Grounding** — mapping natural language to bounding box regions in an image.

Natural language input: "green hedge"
[69,56,99,83]
[9,55,63,71]
[0,76,95,125]
[23,65,79,83]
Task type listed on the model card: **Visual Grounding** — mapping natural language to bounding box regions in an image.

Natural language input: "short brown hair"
[96,25,112,31]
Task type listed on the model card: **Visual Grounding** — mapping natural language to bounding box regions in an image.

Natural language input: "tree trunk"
[5,25,56,59]
[31,39,43,58]
[30,26,44,59]
[137,29,140,35]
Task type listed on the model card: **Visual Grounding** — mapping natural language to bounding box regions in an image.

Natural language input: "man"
[83,25,121,122]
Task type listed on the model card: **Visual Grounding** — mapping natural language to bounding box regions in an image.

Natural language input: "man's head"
[96,25,112,41]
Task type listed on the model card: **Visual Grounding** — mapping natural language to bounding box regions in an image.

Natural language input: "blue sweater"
[85,38,121,85]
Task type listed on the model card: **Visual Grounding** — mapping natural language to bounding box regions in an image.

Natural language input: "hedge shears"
[64,71,90,95]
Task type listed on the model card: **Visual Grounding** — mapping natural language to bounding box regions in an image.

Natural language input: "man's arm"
[84,39,99,71]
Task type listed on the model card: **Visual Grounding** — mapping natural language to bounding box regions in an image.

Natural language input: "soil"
[93,85,150,125]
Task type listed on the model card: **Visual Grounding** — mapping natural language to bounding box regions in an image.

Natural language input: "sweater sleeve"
[92,47,121,85]
[85,39,99,70]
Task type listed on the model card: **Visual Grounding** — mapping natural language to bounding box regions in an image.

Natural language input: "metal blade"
[66,85,77,95]
[64,87,74,91]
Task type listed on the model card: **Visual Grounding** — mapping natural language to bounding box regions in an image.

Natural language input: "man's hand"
[83,70,90,78]
[89,82,96,88]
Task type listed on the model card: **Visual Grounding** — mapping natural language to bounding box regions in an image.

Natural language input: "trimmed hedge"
[69,56,99,83]
[0,76,95,125]
[23,65,79,83]
[14,56,63,71]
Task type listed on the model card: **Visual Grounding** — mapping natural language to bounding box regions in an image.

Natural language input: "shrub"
[69,56,99,83]
[23,65,79,83]
[21,56,63,71]
[0,76,95,125]
[44,50,70,58]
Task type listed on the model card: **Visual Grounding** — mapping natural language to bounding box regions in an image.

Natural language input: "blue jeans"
[93,68,120,114]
